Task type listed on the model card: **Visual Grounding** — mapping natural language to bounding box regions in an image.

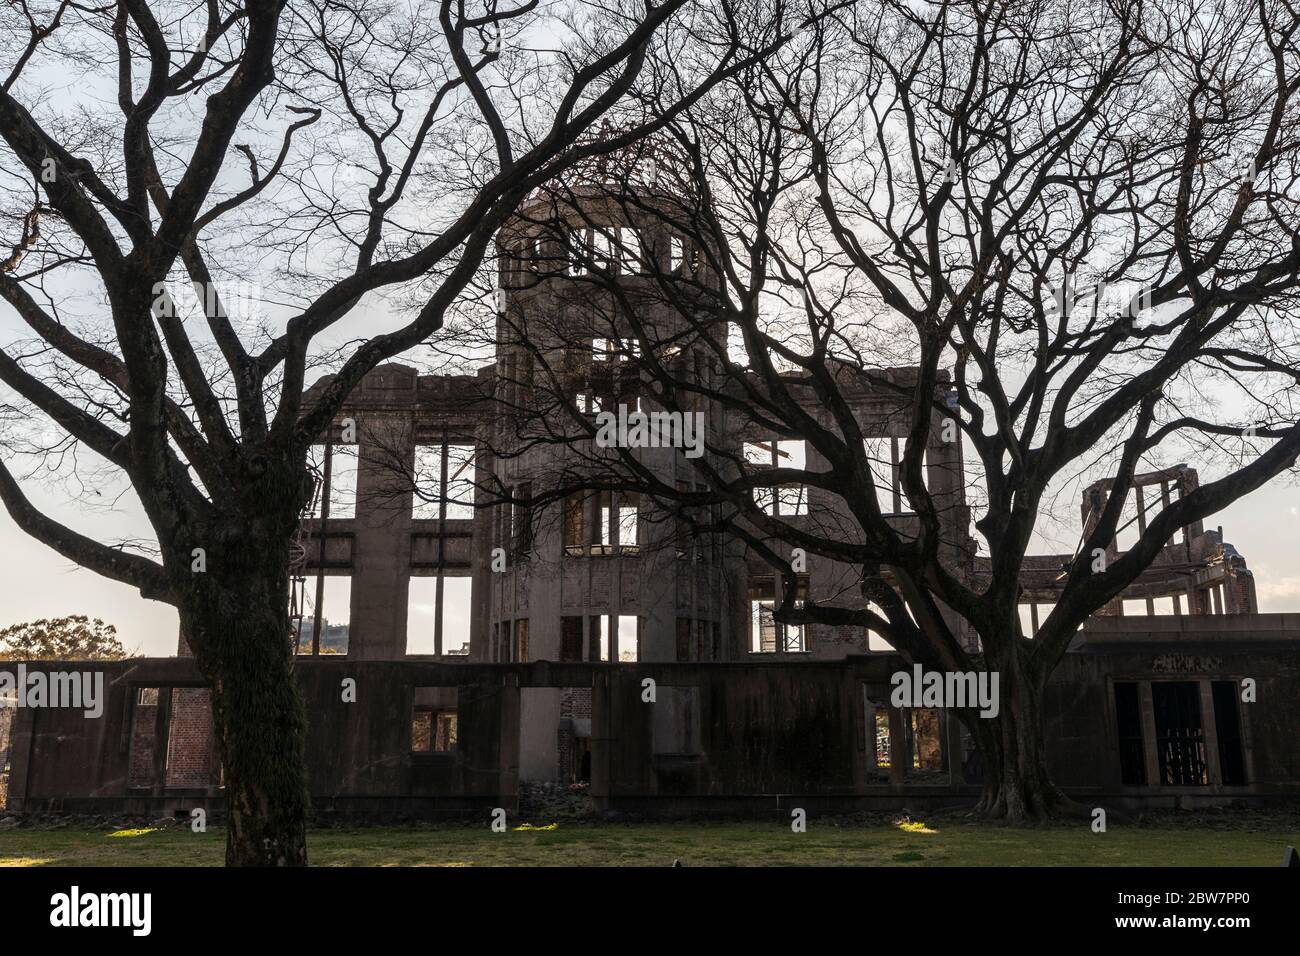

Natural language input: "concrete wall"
[7,636,1298,817]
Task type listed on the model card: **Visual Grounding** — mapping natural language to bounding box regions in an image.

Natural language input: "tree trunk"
[968,645,1073,823]
[182,554,309,867]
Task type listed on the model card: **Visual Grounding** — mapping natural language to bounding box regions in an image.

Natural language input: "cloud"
[1253,573,1300,612]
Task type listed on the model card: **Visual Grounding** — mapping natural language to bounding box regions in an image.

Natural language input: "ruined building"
[1,186,1297,818]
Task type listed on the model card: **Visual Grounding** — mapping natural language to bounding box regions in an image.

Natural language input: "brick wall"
[126,687,214,790]
[164,688,214,788]
[558,687,592,783]
[0,701,13,809]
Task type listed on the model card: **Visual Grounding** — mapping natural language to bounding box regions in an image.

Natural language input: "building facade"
[1,190,1296,818]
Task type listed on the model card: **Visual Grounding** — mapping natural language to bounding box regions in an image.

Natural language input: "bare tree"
[0,0,791,863]
[477,0,1300,820]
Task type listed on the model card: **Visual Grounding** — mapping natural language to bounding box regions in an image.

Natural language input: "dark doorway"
[1152,681,1207,786]
[1113,681,1146,785]
[577,740,592,784]
[1211,681,1247,785]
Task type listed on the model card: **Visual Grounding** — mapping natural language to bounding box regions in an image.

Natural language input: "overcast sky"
[3,10,1298,656]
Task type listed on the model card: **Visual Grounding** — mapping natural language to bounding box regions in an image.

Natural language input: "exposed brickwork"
[126,687,214,790]
[164,688,213,788]
[558,687,592,783]
[0,702,13,809]
[571,688,592,719]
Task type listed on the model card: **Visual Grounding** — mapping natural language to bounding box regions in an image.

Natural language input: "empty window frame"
[593,336,640,363]
[0,693,13,808]
[295,576,351,655]
[569,227,616,275]
[871,705,943,773]
[1113,681,1146,785]
[1120,595,1179,617]
[563,493,586,556]
[670,618,715,662]
[528,233,549,273]
[909,709,945,771]
[617,498,639,551]
[406,576,473,656]
[127,687,214,790]
[618,227,644,274]
[748,575,808,653]
[595,491,639,554]
[592,229,615,270]
[307,443,358,519]
[493,620,512,663]
[515,618,530,663]
[592,614,639,662]
[862,438,928,515]
[506,482,533,562]
[744,440,807,516]
[864,602,894,651]
[127,687,162,789]
[1017,602,1058,638]
[1152,681,1208,786]
[561,615,584,661]
[873,708,892,769]
[866,630,895,652]
[1211,680,1246,786]
[568,228,589,276]
[1112,679,1248,787]
[412,443,476,520]
[411,688,459,753]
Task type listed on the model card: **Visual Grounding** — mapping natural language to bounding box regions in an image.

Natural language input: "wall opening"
[561,616,583,661]
[872,707,891,769]
[588,614,638,662]
[307,443,358,519]
[1113,681,1146,785]
[909,709,945,774]
[1211,680,1246,785]
[411,687,459,753]
[744,439,807,515]
[296,575,351,655]
[0,693,15,809]
[407,576,472,656]
[1152,681,1207,785]
[862,437,928,514]
[675,618,717,662]
[412,442,476,521]
[563,493,585,556]
[592,491,640,555]
[127,687,161,789]
[748,574,808,652]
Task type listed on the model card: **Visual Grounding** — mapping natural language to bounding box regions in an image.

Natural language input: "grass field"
[1,817,1295,866]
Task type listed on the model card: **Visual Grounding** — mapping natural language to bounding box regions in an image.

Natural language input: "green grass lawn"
[1,817,1295,866]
